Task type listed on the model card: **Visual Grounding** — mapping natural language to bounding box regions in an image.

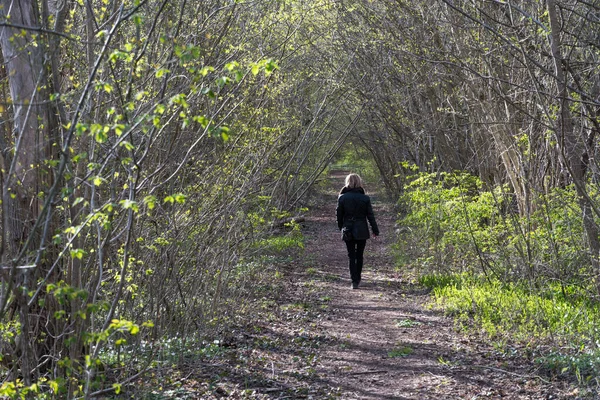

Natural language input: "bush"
[397,168,593,286]
[421,274,600,343]
[400,168,600,384]
[421,273,600,384]
[397,170,510,274]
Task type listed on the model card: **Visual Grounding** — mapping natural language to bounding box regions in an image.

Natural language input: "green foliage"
[255,221,305,253]
[397,168,591,283]
[538,352,600,385]
[401,169,600,384]
[422,272,600,383]
[256,234,304,253]
[394,318,422,328]
[0,380,51,400]
[421,273,600,343]
[397,169,510,273]
[387,345,413,358]
[330,144,380,186]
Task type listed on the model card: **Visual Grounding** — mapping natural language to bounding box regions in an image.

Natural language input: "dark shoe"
[351,282,359,289]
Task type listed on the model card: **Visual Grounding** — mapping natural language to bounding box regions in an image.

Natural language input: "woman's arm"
[366,200,379,236]
[336,196,344,230]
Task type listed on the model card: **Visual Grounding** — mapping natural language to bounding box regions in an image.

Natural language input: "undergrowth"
[421,273,600,385]
[420,274,600,343]
[397,167,600,387]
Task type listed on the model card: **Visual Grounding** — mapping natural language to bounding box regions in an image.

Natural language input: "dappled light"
[0,0,599,398]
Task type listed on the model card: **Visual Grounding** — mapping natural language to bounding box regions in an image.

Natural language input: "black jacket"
[336,187,379,240]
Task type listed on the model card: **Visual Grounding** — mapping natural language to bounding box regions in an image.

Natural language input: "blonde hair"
[345,173,363,189]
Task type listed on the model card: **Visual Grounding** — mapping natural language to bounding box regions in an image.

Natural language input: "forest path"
[298,171,575,399]
[145,172,579,399]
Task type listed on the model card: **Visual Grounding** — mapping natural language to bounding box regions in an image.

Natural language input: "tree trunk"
[0,0,51,384]
[547,0,600,291]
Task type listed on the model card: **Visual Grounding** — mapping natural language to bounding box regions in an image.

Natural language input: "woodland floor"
[139,172,586,399]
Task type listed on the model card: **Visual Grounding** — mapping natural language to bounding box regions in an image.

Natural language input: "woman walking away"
[336,173,379,289]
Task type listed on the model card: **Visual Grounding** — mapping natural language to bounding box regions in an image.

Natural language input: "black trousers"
[345,239,367,284]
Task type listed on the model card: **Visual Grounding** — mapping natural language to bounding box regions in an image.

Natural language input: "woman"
[336,173,379,289]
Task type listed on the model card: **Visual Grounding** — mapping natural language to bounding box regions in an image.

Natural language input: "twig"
[347,369,388,375]
[263,387,286,393]
[468,365,550,384]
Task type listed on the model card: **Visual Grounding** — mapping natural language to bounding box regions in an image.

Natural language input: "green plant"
[388,345,413,358]
[537,351,600,384]
[255,221,305,253]
[397,169,592,289]
[394,318,422,328]
[422,273,600,358]
[397,169,511,275]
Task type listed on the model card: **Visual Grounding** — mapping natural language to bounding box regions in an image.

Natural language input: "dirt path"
[142,172,581,399]
[298,172,576,399]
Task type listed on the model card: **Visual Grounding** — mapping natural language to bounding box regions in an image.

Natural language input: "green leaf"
[173,193,186,204]
[225,61,240,71]
[193,115,208,127]
[54,310,66,320]
[113,383,122,394]
[49,380,59,393]
[72,152,87,163]
[169,93,189,108]
[155,104,166,115]
[91,124,110,143]
[70,249,87,260]
[220,126,230,142]
[201,87,215,98]
[75,123,87,136]
[120,199,139,212]
[216,76,231,88]
[264,58,279,74]
[200,66,215,76]
[155,68,170,78]
[120,141,134,151]
[114,124,126,136]
[143,195,157,210]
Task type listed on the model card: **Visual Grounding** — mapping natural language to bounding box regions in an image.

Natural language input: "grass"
[394,318,422,328]
[388,345,413,358]
[421,274,600,342]
[421,273,600,383]
[256,234,304,253]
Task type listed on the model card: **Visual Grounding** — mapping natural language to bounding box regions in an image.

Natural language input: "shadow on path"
[296,172,575,399]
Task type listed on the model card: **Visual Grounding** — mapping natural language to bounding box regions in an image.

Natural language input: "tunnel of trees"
[1,0,600,396]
